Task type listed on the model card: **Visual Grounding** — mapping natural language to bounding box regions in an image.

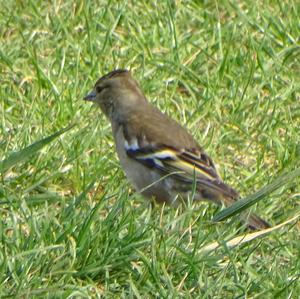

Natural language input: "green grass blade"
[0,124,75,174]
[213,167,300,222]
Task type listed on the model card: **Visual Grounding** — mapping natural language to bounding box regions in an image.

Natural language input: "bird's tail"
[220,192,270,230]
[220,199,270,230]
[197,180,270,230]
[245,212,271,230]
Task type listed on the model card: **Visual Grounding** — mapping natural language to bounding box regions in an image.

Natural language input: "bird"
[84,69,270,230]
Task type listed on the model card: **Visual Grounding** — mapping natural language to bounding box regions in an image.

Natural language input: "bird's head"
[84,69,147,120]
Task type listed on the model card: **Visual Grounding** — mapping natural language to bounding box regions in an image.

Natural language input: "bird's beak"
[83,90,97,102]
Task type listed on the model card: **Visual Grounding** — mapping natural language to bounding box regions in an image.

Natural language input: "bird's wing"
[125,140,218,180]
[125,139,239,199]
[121,109,239,199]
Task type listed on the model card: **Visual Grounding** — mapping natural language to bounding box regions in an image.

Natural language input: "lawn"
[1,1,299,298]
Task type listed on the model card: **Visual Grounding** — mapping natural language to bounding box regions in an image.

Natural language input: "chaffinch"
[84,69,270,230]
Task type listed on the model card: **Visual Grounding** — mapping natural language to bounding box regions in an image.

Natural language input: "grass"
[1,0,299,298]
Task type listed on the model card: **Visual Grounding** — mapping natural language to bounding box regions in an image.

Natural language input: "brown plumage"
[84,69,270,230]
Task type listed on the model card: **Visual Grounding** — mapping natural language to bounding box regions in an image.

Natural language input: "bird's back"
[123,103,202,151]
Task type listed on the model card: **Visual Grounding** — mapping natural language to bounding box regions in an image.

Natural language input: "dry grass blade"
[202,213,300,253]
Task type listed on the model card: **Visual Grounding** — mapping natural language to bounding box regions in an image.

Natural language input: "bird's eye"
[96,86,104,93]
[96,84,110,93]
